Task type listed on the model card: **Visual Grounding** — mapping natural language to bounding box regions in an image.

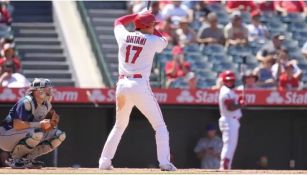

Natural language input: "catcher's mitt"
[44,108,60,132]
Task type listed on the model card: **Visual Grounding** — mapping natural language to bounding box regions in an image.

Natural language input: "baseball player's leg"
[133,82,175,170]
[26,129,66,160]
[227,120,240,168]
[0,128,43,159]
[219,118,231,169]
[99,92,134,169]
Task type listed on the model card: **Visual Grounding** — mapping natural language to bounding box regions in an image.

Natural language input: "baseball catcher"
[0,78,66,169]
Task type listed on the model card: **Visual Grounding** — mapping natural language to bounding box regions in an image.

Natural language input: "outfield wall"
[1,104,307,170]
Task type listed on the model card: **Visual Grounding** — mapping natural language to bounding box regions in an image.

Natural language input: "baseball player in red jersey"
[98,12,176,171]
[218,71,245,170]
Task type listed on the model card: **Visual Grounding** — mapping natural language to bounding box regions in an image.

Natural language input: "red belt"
[119,74,142,79]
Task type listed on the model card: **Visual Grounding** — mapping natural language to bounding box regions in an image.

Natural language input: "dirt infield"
[1,168,307,174]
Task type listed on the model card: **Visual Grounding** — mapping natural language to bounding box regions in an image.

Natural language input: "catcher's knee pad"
[11,130,43,159]
[25,129,44,148]
[50,130,66,148]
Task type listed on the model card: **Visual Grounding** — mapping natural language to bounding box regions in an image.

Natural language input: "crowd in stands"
[0,1,29,88]
[129,0,307,91]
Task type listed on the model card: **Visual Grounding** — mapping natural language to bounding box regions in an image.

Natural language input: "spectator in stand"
[247,10,269,43]
[165,46,193,88]
[237,70,259,90]
[161,1,192,24]
[140,1,163,22]
[253,58,276,89]
[224,11,248,47]
[301,40,307,58]
[257,1,275,14]
[197,12,225,46]
[1,72,30,88]
[278,62,302,90]
[194,124,222,169]
[274,1,306,16]
[226,1,258,13]
[0,44,30,88]
[0,2,11,25]
[193,1,211,23]
[129,1,146,14]
[0,43,20,74]
[256,33,284,62]
[271,48,303,81]
[175,18,197,47]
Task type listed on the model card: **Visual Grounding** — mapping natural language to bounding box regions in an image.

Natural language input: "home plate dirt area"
[1,168,307,174]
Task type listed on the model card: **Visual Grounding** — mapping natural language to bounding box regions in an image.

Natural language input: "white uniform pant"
[219,116,240,169]
[100,78,171,165]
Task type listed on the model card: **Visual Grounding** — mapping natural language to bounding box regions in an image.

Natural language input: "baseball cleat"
[99,164,114,170]
[6,158,29,169]
[160,163,177,171]
[99,158,113,170]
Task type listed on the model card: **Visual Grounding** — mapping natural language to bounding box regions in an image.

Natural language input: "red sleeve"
[278,74,287,90]
[0,7,11,23]
[114,14,138,27]
[298,1,305,12]
[165,62,172,75]
[0,58,4,65]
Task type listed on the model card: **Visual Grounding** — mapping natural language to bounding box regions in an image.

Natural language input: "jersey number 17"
[125,45,143,64]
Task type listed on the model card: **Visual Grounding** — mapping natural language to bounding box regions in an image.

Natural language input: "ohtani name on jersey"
[126,35,147,45]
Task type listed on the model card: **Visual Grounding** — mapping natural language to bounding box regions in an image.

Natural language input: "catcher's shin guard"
[26,130,66,160]
[11,130,43,159]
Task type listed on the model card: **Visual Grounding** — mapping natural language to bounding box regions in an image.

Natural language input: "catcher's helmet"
[30,78,52,90]
[221,70,235,83]
[134,12,158,29]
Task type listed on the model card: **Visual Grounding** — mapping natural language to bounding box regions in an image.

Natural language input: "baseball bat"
[241,56,247,104]
[147,1,151,10]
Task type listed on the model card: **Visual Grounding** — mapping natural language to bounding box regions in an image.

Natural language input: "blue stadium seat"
[216,11,229,26]
[202,44,225,56]
[282,13,305,24]
[207,3,226,13]
[288,22,307,33]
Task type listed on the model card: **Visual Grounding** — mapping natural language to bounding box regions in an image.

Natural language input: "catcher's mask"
[27,78,53,100]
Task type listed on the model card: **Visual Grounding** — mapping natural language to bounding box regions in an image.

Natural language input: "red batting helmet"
[221,70,235,83]
[134,12,158,29]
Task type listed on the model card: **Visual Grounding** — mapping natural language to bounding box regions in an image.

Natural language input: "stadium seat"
[288,22,307,33]
[202,44,225,56]
[241,12,251,24]
[282,13,305,24]
[207,3,226,13]
[216,11,229,26]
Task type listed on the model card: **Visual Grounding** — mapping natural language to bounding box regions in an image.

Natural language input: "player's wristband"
[29,122,40,128]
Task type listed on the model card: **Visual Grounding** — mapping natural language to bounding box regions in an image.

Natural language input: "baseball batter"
[0,78,66,169]
[218,71,244,170]
[98,11,176,171]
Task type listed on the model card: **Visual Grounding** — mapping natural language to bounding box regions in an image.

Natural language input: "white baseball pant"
[100,77,171,165]
[219,116,240,169]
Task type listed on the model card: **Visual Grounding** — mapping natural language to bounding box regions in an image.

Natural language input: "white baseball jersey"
[114,25,168,80]
[218,86,242,119]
